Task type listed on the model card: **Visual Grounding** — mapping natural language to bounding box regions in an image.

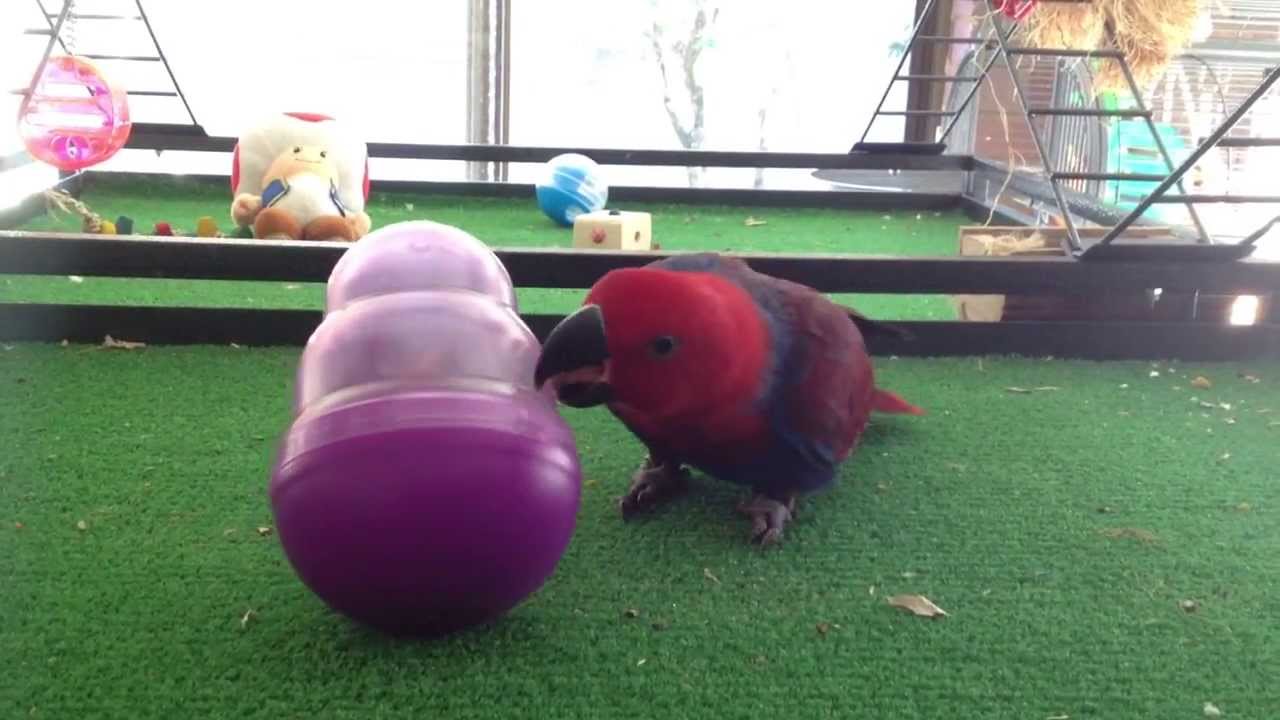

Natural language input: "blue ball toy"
[535,153,608,227]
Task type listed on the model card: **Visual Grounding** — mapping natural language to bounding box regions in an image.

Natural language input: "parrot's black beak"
[534,304,613,408]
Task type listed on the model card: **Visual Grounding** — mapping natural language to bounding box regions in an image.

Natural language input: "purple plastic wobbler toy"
[269,220,583,638]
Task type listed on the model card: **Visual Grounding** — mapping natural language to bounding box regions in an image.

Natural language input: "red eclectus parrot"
[533,253,923,546]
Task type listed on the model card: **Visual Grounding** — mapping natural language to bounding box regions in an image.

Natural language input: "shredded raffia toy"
[1019,0,1205,93]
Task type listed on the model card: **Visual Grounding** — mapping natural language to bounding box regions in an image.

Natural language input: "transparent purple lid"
[326,220,518,313]
[295,288,541,415]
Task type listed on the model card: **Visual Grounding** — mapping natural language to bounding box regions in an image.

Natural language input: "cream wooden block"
[572,209,652,250]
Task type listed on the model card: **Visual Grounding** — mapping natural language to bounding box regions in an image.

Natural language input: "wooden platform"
[952,225,1271,323]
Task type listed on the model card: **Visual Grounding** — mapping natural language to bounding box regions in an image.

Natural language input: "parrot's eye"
[292,146,301,153]
[649,335,679,359]
[320,150,328,158]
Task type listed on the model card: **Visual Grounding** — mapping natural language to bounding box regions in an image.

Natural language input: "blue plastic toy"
[535,153,608,227]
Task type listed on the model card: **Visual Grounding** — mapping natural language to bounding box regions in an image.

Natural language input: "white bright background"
[1,0,913,189]
[1,0,1274,269]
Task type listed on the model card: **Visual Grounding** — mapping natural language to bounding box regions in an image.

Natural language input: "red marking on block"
[591,228,606,245]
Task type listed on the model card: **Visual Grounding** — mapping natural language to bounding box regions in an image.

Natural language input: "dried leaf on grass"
[1190,376,1213,389]
[255,526,272,537]
[239,609,256,630]
[1203,701,1222,717]
[101,335,145,350]
[743,217,767,227]
[1005,386,1061,394]
[887,594,947,618]
[1239,373,1261,384]
[75,520,88,531]
[14,521,24,530]
[623,608,640,619]
[1179,599,1200,613]
[702,567,721,585]
[1099,527,1158,543]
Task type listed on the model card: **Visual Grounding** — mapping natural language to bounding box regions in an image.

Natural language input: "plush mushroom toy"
[230,112,372,241]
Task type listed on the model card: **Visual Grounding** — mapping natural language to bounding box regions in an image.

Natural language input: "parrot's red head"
[534,267,771,420]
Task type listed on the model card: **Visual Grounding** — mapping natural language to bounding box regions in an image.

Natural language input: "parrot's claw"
[736,494,797,547]
[619,459,690,520]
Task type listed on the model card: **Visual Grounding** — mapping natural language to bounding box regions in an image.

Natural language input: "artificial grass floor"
[2,342,1279,718]
[4,174,962,321]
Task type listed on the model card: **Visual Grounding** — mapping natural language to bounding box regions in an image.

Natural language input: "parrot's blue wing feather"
[758,286,858,487]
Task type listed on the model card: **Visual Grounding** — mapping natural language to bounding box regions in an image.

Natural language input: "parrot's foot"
[736,494,797,547]
[619,457,690,520]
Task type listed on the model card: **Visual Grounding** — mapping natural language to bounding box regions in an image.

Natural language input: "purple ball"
[269,220,582,638]
[270,385,581,637]
[326,220,518,313]
[293,288,540,415]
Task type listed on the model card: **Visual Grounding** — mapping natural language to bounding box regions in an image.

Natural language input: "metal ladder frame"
[856,0,1280,260]
[18,0,199,127]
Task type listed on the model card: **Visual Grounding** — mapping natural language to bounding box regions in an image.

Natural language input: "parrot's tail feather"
[871,388,925,415]
[846,311,915,340]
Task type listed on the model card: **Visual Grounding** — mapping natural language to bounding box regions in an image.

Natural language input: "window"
[505,0,915,188]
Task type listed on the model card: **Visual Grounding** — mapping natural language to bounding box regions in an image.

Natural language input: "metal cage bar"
[1097,65,1280,245]
[855,0,939,147]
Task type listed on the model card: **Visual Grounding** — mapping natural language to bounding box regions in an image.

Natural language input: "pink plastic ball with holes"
[17,55,132,172]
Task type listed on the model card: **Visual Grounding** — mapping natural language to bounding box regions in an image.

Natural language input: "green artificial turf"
[4,174,963,321]
[2,343,1279,718]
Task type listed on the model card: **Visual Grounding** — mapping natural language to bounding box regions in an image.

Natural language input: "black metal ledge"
[4,231,1279,295]
[0,149,33,172]
[123,123,973,171]
[1,303,1274,361]
[969,158,1168,229]
[78,170,964,211]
